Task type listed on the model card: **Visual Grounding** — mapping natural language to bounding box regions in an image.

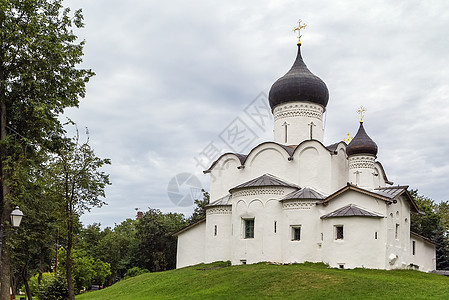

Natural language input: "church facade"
[174,39,436,272]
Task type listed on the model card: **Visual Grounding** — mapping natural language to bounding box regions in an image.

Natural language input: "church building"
[174,26,436,272]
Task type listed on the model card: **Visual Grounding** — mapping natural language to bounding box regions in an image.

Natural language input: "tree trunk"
[23,277,33,300]
[0,75,12,300]
[66,210,75,300]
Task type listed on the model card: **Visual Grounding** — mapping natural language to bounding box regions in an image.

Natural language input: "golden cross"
[293,19,307,45]
[344,133,353,143]
[357,105,367,123]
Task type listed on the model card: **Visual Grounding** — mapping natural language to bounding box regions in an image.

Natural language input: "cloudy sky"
[62,0,449,228]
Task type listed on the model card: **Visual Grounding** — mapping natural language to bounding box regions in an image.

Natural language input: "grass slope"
[76,262,449,300]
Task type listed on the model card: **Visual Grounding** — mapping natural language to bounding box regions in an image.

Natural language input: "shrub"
[36,275,69,300]
[124,267,149,279]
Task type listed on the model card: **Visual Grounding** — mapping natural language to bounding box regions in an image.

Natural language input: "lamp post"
[0,206,24,259]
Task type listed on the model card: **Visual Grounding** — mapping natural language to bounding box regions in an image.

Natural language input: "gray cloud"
[62,0,449,227]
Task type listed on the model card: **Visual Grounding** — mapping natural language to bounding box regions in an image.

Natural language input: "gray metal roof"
[207,194,231,207]
[282,187,325,201]
[320,204,384,219]
[374,186,408,199]
[230,173,298,192]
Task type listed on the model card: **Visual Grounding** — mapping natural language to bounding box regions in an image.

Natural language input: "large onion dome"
[346,122,378,156]
[268,45,329,110]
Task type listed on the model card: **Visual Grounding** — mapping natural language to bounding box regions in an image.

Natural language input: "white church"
[174,28,437,272]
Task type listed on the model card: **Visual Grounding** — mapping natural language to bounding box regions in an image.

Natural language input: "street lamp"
[10,206,24,230]
[0,206,24,259]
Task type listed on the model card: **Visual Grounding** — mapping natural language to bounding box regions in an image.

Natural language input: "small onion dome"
[346,122,378,156]
[268,45,329,110]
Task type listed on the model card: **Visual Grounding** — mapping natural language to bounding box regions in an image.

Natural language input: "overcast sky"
[62,0,449,228]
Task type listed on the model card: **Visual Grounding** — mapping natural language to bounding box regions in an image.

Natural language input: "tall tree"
[0,1,93,298]
[47,127,110,299]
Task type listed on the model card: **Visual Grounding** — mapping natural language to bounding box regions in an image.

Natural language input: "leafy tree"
[188,189,209,224]
[135,209,186,272]
[0,0,94,297]
[410,190,440,240]
[57,248,111,293]
[46,127,110,299]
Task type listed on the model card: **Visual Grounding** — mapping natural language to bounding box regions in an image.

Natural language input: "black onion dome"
[346,122,378,156]
[269,45,329,110]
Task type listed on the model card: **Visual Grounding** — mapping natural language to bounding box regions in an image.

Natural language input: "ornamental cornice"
[273,103,323,121]
[233,187,285,198]
[206,205,232,215]
[282,200,316,210]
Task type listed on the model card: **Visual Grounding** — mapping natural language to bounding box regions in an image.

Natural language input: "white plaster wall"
[410,237,436,272]
[348,155,376,190]
[176,222,206,268]
[294,141,332,194]
[272,102,325,145]
[385,196,411,270]
[230,188,293,265]
[282,201,323,263]
[331,146,349,192]
[209,155,241,202]
[321,217,386,269]
[204,210,232,263]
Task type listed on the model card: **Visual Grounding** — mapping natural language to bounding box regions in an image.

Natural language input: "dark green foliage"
[409,189,449,269]
[36,275,69,300]
[135,208,186,272]
[124,267,148,280]
[188,189,209,224]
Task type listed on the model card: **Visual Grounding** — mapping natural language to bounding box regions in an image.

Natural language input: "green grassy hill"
[76,262,449,300]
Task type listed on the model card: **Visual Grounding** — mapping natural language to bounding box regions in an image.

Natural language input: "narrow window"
[274,221,277,233]
[375,232,378,239]
[395,224,400,239]
[321,233,323,241]
[291,226,301,241]
[244,219,254,239]
[214,225,217,236]
[412,241,416,255]
[335,225,344,240]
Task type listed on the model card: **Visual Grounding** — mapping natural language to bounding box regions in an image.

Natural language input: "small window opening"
[335,226,344,240]
[214,225,217,236]
[240,260,247,265]
[244,219,254,239]
[274,221,277,233]
[375,232,378,239]
[412,241,416,255]
[291,226,301,241]
[321,232,323,241]
[395,224,400,239]
[339,264,344,269]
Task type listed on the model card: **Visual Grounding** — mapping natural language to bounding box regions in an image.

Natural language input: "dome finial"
[357,105,367,123]
[293,19,307,45]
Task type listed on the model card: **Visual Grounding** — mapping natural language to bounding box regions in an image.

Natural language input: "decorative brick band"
[273,103,323,121]
[206,205,232,215]
[349,156,375,169]
[282,200,316,210]
[233,188,285,197]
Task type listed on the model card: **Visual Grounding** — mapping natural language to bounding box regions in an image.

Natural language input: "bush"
[36,275,69,300]
[26,272,53,296]
[124,267,149,279]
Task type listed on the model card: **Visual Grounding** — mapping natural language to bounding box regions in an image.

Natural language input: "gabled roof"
[374,186,422,214]
[207,194,231,207]
[321,183,393,205]
[320,183,422,215]
[229,173,298,192]
[320,204,384,219]
[282,187,325,201]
